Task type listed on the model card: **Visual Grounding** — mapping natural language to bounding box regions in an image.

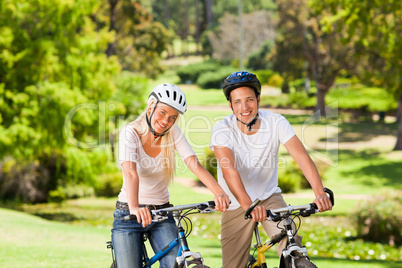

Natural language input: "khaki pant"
[221,193,302,268]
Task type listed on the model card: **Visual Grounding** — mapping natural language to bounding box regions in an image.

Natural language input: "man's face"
[229,87,260,123]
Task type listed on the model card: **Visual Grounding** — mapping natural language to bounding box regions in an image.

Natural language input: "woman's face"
[149,103,179,134]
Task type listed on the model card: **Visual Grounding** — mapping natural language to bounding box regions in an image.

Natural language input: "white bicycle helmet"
[148,83,187,114]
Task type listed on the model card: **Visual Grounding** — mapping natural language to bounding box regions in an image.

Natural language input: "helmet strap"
[236,112,259,131]
[146,102,166,138]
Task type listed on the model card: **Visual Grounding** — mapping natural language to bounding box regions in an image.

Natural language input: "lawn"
[2,86,402,267]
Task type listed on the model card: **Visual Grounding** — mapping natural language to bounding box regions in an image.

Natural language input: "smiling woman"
[110,83,230,268]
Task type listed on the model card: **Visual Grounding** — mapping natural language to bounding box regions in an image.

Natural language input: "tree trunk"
[195,0,201,55]
[394,117,402,150]
[396,97,402,123]
[106,0,119,57]
[205,0,213,28]
[315,83,328,117]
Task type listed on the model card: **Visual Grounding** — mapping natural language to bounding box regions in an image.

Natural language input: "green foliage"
[354,190,402,246]
[98,0,173,78]
[0,0,150,202]
[48,184,95,203]
[267,73,284,88]
[328,87,396,112]
[278,159,328,193]
[176,61,221,84]
[94,172,122,197]
[313,0,402,97]
[196,66,237,89]
[201,148,218,180]
[254,70,275,85]
[247,40,275,70]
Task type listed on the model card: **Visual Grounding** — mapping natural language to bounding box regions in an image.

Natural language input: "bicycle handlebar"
[123,201,217,221]
[244,187,334,220]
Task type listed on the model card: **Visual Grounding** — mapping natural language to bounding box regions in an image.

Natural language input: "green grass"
[2,89,402,267]
[0,207,112,268]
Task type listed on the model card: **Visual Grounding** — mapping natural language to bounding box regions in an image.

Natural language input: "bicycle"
[244,188,335,268]
[107,200,218,268]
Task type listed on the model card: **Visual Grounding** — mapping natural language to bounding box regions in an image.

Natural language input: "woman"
[111,83,229,268]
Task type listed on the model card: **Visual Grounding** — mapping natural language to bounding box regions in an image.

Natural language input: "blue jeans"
[111,208,178,268]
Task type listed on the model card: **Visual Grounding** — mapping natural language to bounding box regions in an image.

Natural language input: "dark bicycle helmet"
[223,71,261,100]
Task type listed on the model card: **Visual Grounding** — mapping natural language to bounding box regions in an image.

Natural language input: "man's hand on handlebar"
[250,205,267,222]
[313,188,333,212]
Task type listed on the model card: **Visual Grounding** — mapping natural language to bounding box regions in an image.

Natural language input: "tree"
[311,0,402,150]
[274,0,358,115]
[0,0,123,202]
[207,10,276,64]
[97,0,173,78]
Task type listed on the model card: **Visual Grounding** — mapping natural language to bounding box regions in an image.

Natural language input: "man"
[209,71,332,267]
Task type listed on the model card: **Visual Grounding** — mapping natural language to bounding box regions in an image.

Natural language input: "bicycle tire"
[282,255,318,268]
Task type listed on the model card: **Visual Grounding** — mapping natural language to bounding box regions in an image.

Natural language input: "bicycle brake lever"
[267,210,282,222]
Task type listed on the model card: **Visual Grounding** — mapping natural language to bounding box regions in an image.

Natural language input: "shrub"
[196,66,237,89]
[176,61,220,84]
[95,172,122,197]
[354,191,402,246]
[201,148,218,180]
[267,73,284,88]
[278,159,327,192]
[254,70,274,85]
[0,158,51,203]
[278,160,302,193]
[48,184,95,203]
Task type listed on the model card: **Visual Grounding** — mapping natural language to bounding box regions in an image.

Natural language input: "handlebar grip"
[324,187,335,206]
[207,201,216,207]
[244,198,261,219]
[123,214,137,221]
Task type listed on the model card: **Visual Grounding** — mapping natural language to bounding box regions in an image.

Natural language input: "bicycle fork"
[175,214,205,267]
[280,219,308,268]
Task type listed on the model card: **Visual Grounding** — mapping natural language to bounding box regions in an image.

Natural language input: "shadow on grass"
[336,149,402,187]
[33,212,79,222]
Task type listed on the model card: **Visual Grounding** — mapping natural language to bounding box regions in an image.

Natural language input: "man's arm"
[284,135,332,212]
[214,146,267,221]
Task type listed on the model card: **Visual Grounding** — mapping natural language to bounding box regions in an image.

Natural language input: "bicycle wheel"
[294,257,317,268]
[282,255,318,268]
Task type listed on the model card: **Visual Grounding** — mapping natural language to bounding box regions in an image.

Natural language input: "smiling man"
[209,71,332,267]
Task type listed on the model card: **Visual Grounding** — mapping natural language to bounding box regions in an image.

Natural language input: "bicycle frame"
[108,201,215,268]
[249,224,275,268]
[245,187,334,268]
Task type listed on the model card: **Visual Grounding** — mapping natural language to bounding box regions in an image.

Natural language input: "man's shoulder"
[214,114,235,127]
[259,109,288,122]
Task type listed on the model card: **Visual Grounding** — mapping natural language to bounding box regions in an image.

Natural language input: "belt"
[116,201,173,211]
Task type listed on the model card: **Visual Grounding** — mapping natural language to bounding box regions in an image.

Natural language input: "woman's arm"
[284,135,332,212]
[184,155,230,212]
[121,161,152,227]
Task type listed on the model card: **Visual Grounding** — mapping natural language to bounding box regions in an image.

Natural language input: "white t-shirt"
[209,110,295,210]
[118,124,195,204]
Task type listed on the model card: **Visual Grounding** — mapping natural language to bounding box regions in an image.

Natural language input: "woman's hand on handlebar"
[130,207,152,227]
[213,192,230,213]
[313,192,332,212]
[250,205,267,222]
